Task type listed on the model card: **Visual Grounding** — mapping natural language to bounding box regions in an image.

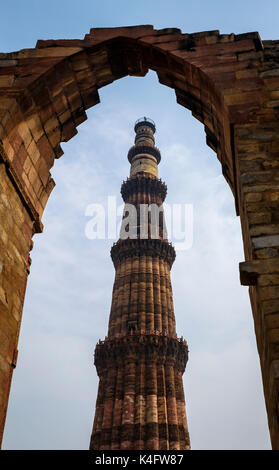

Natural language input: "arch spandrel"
[0,27,265,222]
[1,26,279,449]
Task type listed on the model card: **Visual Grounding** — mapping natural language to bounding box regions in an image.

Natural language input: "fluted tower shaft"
[90,118,190,450]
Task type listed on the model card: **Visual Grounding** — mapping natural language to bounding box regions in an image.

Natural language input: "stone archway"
[0,25,279,449]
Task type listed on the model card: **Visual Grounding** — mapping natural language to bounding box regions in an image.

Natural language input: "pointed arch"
[0,26,279,448]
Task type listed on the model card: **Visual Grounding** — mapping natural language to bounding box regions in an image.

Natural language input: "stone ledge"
[94,332,188,375]
[240,259,279,285]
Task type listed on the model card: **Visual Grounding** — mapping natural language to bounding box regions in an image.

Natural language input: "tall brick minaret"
[90,118,190,450]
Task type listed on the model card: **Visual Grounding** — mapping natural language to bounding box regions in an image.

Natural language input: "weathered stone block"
[0,75,14,87]
[245,192,263,202]
[240,259,279,285]
[25,114,44,142]
[253,234,279,248]
[265,313,279,329]
[251,224,279,236]
[263,299,279,315]
[259,286,279,300]
[258,274,279,286]
[248,212,271,225]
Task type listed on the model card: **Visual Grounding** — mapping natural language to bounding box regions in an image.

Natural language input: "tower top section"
[134,117,156,134]
[128,117,161,177]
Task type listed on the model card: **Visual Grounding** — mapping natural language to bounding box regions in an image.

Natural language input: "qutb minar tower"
[90,118,190,450]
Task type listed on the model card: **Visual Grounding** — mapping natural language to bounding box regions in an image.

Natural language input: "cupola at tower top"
[134,116,156,134]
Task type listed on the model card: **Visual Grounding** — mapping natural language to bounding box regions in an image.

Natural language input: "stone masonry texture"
[90,119,190,450]
[0,25,279,448]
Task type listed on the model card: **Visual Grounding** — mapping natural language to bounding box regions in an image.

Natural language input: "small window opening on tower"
[127,320,138,332]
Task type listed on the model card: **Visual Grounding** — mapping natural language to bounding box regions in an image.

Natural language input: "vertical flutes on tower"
[90,118,190,450]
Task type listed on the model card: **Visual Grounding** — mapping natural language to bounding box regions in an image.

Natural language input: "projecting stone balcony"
[127,145,161,164]
[111,238,176,268]
[94,331,189,375]
[121,174,167,202]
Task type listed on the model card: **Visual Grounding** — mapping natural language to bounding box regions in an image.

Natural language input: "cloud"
[186,339,269,450]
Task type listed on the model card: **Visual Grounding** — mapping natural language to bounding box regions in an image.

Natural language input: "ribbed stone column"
[90,118,190,450]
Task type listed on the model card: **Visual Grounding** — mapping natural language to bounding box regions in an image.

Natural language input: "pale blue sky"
[1,0,276,450]
[1,0,278,51]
